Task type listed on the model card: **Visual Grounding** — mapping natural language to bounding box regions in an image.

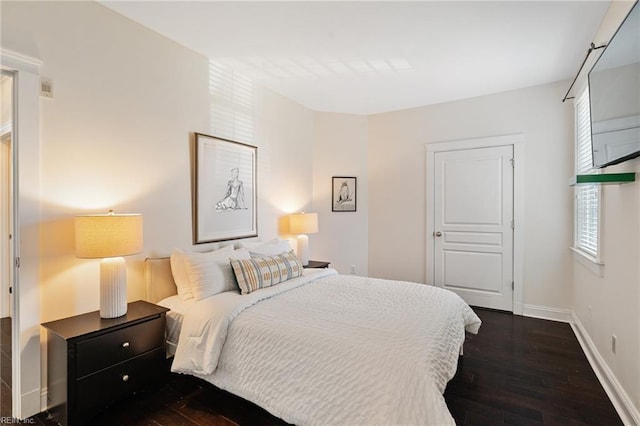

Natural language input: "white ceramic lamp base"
[100,257,127,318]
[297,234,310,266]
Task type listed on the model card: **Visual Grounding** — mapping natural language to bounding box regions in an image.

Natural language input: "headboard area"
[144,257,178,303]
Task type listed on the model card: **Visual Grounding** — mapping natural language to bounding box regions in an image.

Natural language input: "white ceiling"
[101,1,610,115]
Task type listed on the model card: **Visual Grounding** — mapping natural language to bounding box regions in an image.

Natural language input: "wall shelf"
[569,172,636,186]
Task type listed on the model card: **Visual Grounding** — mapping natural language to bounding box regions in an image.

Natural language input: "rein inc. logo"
[0,418,36,424]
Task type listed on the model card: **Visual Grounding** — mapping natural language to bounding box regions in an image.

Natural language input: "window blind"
[208,61,254,143]
[574,87,600,258]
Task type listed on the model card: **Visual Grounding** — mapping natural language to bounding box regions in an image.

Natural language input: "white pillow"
[183,248,251,300]
[170,245,234,300]
[236,240,264,250]
[249,238,293,257]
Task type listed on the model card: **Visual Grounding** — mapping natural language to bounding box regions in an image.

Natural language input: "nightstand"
[41,300,169,425]
[304,260,331,269]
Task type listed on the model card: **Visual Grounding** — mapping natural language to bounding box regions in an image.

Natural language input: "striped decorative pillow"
[230,251,304,295]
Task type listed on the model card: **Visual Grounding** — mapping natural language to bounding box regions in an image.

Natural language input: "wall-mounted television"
[588,0,640,168]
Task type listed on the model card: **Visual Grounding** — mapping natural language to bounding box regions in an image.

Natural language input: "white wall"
[312,113,368,275]
[0,75,10,126]
[571,1,640,420]
[368,81,575,311]
[572,158,640,418]
[1,0,314,407]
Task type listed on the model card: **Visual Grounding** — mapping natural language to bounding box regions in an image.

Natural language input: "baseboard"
[513,302,524,316]
[41,386,48,412]
[522,304,572,323]
[571,312,640,426]
[20,387,41,419]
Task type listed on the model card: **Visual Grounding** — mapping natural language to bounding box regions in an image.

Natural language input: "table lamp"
[289,212,318,266]
[75,210,143,318]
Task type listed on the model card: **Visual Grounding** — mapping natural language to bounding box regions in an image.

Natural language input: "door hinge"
[15,257,20,268]
[511,220,514,230]
[509,158,515,168]
[512,281,514,290]
[9,287,12,294]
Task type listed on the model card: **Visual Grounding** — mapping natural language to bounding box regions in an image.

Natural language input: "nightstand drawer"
[76,316,164,377]
[76,348,164,420]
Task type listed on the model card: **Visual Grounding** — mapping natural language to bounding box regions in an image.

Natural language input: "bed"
[145,256,481,426]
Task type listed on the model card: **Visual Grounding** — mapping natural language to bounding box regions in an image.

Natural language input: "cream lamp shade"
[288,212,318,266]
[289,212,319,235]
[75,211,143,318]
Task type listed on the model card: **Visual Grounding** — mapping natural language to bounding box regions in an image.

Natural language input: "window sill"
[570,247,604,277]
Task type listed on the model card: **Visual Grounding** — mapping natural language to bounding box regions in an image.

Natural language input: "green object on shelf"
[569,172,636,186]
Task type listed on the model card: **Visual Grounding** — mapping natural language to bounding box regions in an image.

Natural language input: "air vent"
[40,78,53,98]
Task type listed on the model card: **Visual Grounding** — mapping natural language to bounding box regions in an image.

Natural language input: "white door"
[433,145,514,311]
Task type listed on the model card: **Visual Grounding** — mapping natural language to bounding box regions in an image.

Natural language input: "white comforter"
[172,269,481,425]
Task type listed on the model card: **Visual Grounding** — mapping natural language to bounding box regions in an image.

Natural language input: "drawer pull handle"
[121,342,130,349]
[122,374,129,382]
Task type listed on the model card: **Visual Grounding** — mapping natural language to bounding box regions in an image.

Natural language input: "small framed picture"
[332,176,357,212]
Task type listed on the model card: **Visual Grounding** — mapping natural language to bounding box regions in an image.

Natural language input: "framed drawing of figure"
[332,176,357,212]
[194,132,258,243]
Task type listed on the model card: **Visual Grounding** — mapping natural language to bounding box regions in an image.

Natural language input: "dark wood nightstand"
[41,300,169,425]
[304,260,331,269]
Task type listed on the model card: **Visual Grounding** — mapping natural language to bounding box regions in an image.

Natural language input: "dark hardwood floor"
[30,309,621,426]
[444,309,622,425]
[1,316,11,419]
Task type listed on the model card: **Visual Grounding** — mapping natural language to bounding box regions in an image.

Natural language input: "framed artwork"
[332,176,357,212]
[194,132,257,243]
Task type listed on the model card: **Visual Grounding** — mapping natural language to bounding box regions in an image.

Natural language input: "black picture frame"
[194,132,258,243]
[332,176,357,212]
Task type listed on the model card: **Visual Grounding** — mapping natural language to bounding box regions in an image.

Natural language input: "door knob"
[434,231,442,237]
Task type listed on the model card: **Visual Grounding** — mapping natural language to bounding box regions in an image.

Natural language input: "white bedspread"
[172,269,481,425]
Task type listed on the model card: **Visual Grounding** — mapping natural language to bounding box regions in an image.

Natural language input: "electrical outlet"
[612,334,617,354]
[350,265,356,275]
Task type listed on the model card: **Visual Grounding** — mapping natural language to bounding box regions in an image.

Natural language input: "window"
[574,87,600,259]
[208,61,254,143]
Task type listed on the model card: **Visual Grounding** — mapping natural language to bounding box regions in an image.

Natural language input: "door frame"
[426,134,524,315]
[1,48,42,419]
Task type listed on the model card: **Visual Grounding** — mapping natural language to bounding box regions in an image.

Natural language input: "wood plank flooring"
[29,308,621,425]
[444,309,622,425]
[0,317,11,419]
